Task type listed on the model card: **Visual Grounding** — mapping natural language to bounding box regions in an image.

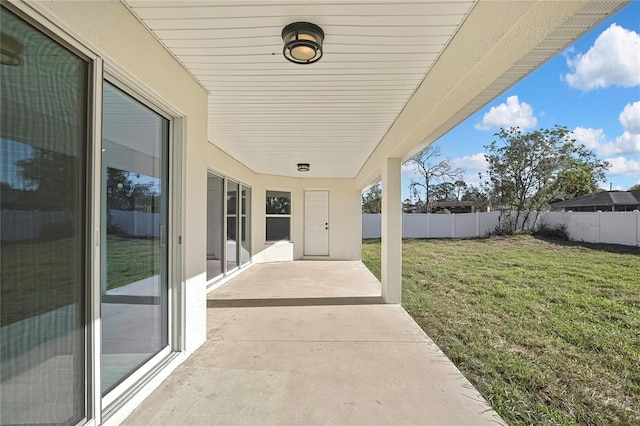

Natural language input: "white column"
[381,157,402,303]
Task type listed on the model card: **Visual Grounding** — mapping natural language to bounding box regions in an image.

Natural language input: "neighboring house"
[0,1,628,425]
[550,191,640,212]
[433,200,481,214]
[403,200,487,214]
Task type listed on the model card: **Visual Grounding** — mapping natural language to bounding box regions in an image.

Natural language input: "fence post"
[597,211,601,244]
[475,211,480,237]
[451,213,455,238]
[427,213,431,238]
[636,210,640,247]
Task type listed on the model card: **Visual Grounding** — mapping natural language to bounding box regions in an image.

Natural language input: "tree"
[461,185,490,211]
[484,125,609,231]
[406,144,465,212]
[16,148,78,210]
[453,179,467,200]
[362,183,382,213]
[552,161,601,201]
[629,184,640,191]
[431,182,456,201]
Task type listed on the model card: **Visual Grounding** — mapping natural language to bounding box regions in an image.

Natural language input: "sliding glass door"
[206,175,251,284]
[226,180,239,272]
[0,8,88,425]
[101,81,169,396]
[207,173,224,281]
[1,6,179,423]
[241,186,251,265]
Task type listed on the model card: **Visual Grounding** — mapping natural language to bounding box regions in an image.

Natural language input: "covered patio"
[1,1,628,424]
[123,261,503,425]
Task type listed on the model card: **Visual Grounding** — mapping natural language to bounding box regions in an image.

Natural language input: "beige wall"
[251,174,362,262]
[206,141,363,262]
[202,109,368,244]
[33,0,209,353]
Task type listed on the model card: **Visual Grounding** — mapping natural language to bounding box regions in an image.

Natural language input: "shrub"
[534,223,569,241]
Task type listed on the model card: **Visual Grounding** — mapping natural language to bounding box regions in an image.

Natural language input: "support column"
[381,157,402,303]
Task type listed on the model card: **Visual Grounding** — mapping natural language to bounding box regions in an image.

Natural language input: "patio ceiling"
[124,1,627,180]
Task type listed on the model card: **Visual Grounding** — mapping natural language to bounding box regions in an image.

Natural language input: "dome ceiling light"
[282,22,324,64]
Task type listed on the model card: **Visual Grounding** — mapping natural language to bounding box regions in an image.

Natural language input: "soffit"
[123,0,476,178]
[123,1,627,181]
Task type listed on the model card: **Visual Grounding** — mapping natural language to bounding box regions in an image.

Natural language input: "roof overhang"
[123,1,628,185]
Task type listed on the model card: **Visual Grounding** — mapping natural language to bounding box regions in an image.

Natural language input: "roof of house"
[551,191,640,209]
[434,201,477,207]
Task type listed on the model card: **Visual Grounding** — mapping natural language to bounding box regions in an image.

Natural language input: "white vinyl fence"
[363,211,640,247]
[1,209,160,242]
[109,209,160,237]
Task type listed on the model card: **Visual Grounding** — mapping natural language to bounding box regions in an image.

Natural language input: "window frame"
[265,189,292,243]
[206,170,252,288]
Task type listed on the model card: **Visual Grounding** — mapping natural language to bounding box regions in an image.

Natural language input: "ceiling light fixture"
[282,22,324,64]
[297,163,310,172]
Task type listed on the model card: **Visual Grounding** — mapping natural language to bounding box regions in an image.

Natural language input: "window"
[266,190,291,241]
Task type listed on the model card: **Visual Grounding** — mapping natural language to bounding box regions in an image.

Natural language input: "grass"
[362,235,640,425]
[106,235,159,290]
[1,235,158,325]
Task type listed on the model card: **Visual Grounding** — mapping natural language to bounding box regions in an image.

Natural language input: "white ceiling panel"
[124,0,474,177]
[123,0,627,178]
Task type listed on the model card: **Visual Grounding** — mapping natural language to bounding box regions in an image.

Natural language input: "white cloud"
[612,132,640,155]
[451,153,488,171]
[451,153,489,186]
[474,96,537,131]
[564,24,640,90]
[605,156,640,176]
[572,127,606,150]
[610,101,640,154]
[619,101,640,134]
[571,101,640,156]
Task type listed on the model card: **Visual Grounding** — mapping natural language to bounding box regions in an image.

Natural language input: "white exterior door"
[304,191,329,256]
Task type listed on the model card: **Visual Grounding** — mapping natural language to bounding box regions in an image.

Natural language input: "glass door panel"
[226,180,238,271]
[0,8,88,425]
[101,81,169,395]
[206,173,224,281]
[241,186,251,265]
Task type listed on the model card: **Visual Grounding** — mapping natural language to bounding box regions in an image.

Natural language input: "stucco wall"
[206,141,362,262]
[251,175,362,262]
[33,0,209,353]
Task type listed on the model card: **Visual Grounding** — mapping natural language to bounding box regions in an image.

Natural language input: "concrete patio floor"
[123,261,504,425]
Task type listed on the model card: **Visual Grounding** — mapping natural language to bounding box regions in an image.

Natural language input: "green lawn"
[1,235,158,325]
[362,235,640,425]
[106,235,159,290]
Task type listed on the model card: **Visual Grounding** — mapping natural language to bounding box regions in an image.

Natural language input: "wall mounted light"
[297,163,310,172]
[282,22,324,64]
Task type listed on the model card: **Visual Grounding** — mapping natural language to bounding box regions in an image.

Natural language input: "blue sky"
[402,1,640,199]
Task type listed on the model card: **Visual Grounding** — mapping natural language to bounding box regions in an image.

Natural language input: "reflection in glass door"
[0,8,88,424]
[101,81,169,395]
